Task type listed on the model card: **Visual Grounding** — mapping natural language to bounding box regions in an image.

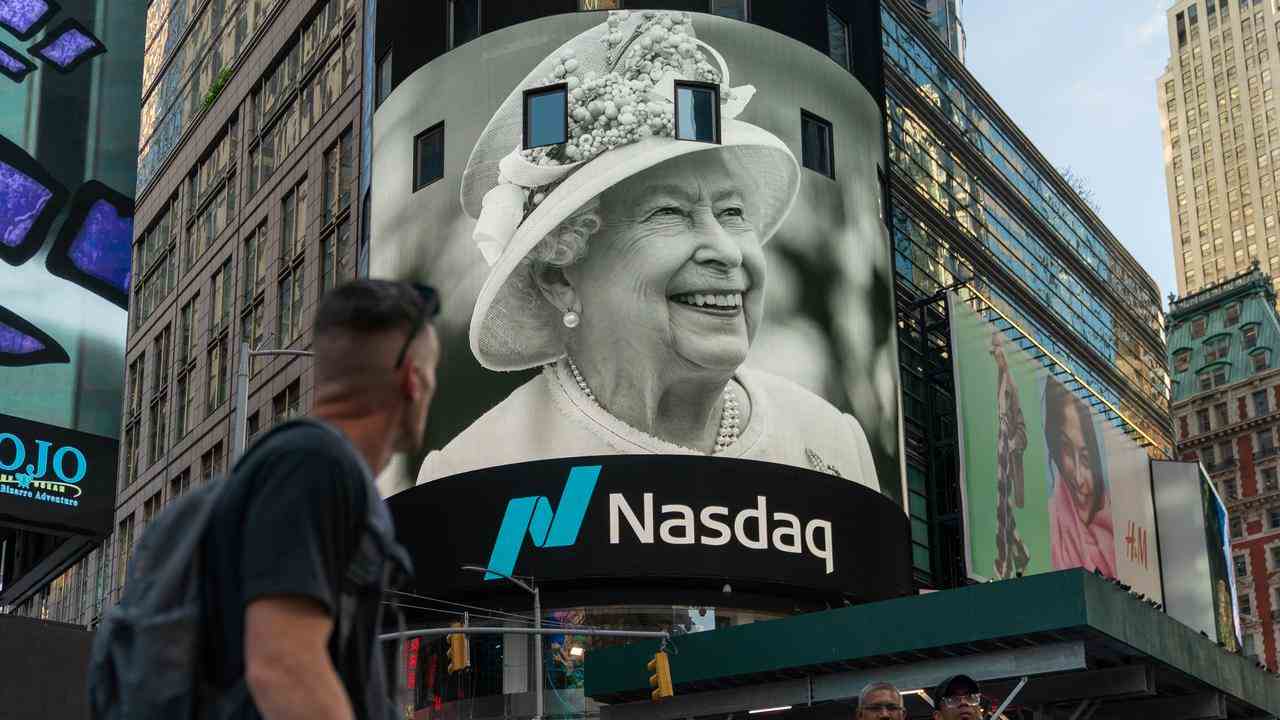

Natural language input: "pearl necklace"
[565,356,741,453]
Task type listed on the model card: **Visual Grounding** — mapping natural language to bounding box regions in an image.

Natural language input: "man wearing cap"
[416,9,880,490]
[933,674,984,720]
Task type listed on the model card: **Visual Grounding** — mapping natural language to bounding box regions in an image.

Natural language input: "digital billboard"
[0,2,136,538]
[1150,460,1240,650]
[387,455,913,603]
[949,293,1163,602]
[371,10,902,503]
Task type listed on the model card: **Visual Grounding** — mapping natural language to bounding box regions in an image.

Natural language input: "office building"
[1160,0,1280,297]
[1168,263,1280,668]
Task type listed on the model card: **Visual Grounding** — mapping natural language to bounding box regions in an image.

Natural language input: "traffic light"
[647,650,674,700]
[447,623,470,673]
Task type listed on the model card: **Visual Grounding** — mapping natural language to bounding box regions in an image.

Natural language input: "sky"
[961,1,1177,305]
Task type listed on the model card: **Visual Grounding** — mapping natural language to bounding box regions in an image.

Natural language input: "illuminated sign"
[391,455,911,606]
[0,412,115,536]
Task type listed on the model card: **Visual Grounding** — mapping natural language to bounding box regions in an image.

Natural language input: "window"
[1214,402,1229,426]
[200,442,224,485]
[578,0,621,8]
[1203,445,1217,467]
[206,334,229,415]
[376,49,392,107]
[148,326,171,465]
[1244,324,1260,348]
[1198,365,1229,391]
[247,411,261,447]
[674,81,720,144]
[273,380,302,424]
[143,491,164,527]
[321,217,355,293]
[1254,389,1271,416]
[278,264,305,344]
[1221,440,1235,462]
[1224,478,1238,499]
[826,5,849,71]
[1259,429,1276,454]
[1198,408,1211,433]
[1264,467,1278,492]
[1231,516,1243,538]
[448,0,481,49]
[211,258,234,333]
[1192,316,1207,338]
[1173,349,1191,372]
[1205,335,1230,362]
[711,0,748,20]
[323,129,354,223]
[282,181,308,261]
[1226,302,1241,324]
[1253,350,1269,372]
[1240,591,1252,616]
[413,123,445,191]
[524,84,568,149]
[1270,508,1280,529]
[169,468,191,501]
[801,110,834,179]
[115,515,135,600]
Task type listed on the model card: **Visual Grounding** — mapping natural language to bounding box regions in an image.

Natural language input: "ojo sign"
[390,455,912,606]
[0,412,116,536]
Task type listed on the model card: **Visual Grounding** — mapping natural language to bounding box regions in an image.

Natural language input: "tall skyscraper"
[1161,0,1280,297]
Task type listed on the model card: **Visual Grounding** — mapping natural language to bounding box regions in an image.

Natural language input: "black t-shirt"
[204,419,402,720]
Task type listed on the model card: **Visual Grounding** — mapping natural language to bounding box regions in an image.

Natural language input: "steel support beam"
[1090,692,1226,720]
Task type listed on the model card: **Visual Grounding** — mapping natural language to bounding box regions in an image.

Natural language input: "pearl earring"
[562,310,581,328]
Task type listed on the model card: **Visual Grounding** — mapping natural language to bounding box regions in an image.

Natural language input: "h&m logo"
[483,465,601,580]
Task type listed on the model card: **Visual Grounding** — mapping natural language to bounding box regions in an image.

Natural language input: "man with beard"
[203,280,440,719]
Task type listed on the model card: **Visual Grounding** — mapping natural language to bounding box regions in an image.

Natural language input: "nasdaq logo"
[483,465,601,580]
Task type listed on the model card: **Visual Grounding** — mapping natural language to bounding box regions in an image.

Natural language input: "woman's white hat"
[462,10,801,371]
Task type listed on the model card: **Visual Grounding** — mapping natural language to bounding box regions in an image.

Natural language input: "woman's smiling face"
[565,151,766,375]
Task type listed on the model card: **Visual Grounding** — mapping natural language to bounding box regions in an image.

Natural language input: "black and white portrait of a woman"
[371,10,901,495]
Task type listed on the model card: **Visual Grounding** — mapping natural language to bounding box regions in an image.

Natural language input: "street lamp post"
[461,564,542,720]
[232,340,314,459]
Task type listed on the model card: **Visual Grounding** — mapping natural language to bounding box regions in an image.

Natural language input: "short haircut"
[314,279,429,339]
[858,681,901,709]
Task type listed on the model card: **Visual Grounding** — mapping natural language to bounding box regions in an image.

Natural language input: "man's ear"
[531,262,578,314]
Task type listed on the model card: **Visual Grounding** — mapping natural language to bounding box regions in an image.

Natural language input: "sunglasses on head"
[394,283,441,369]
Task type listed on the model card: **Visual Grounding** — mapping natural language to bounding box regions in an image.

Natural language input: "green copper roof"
[1167,267,1280,403]
[584,570,1280,715]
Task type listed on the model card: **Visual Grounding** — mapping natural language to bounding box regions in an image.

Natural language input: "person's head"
[460,10,801,375]
[529,150,766,384]
[932,675,982,720]
[1044,377,1106,521]
[856,681,903,720]
[312,280,440,462]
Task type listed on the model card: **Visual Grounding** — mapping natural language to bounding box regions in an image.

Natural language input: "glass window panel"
[712,0,748,20]
[414,124,445,191]
[801,111,834,178]
[525,86,568,149]
[675,83,718,144]
[827,8,849,70]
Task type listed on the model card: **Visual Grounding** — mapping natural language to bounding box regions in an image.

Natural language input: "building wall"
[1170,266,1280,668]
[1161,0,1280,297]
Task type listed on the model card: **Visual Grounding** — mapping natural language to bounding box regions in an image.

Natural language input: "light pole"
[232,339,314,459]
[461,564,542,720]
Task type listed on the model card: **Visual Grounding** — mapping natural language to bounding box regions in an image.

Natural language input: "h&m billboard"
[948,292,1163,602]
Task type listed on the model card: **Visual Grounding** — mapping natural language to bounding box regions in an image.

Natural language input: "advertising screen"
[0,412,116,537]
[371,10,902,503]
[1,110,132,536]
[388,455,913,603]
[949,293,1163,601]
[1150,460,1240,648]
